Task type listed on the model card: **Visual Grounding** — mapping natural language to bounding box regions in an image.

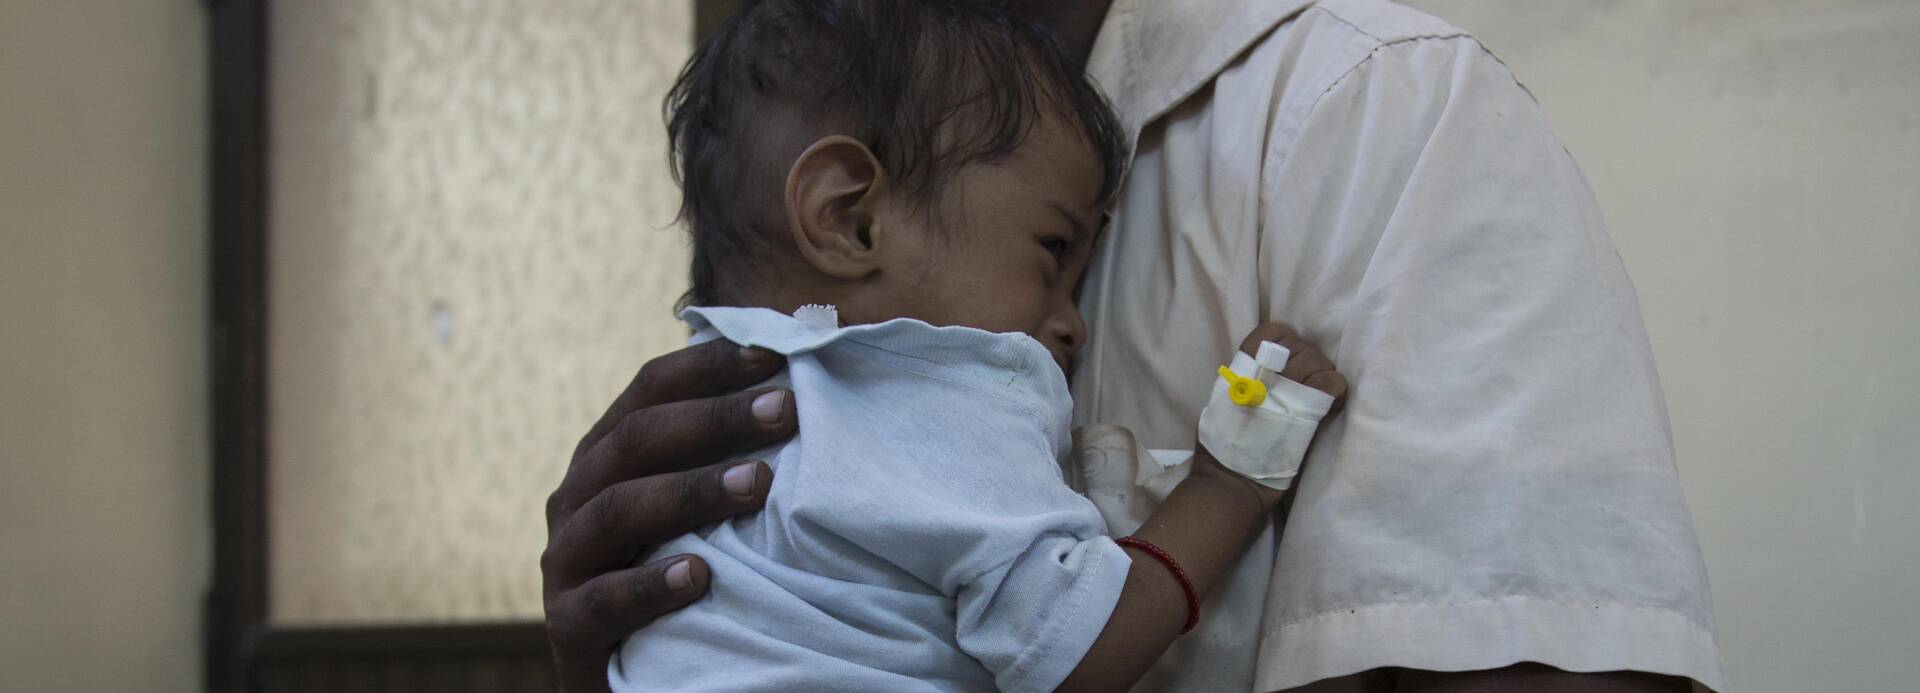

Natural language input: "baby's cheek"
[991,289,1053,334]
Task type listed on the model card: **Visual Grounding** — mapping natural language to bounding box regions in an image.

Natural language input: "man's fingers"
[608,388,794,471]
[553,387,794,520]
[549,555,711,669]
[577,340,787,458]
[547,460,771,579]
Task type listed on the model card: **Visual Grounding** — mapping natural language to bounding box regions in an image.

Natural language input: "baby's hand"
[1193,322,1348,508]
[1234,322,1347,406]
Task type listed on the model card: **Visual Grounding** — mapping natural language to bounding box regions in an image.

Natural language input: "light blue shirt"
[609,306,1130,693]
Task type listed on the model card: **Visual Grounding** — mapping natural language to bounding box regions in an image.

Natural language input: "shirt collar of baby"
[679,305,1057,385]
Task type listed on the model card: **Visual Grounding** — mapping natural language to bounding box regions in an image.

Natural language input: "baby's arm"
[1057,322,1346,693]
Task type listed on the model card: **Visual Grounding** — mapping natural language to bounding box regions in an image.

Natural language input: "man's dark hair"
[665,0,1129,307]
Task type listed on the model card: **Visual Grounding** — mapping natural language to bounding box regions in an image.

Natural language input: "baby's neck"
[736,275,907,329]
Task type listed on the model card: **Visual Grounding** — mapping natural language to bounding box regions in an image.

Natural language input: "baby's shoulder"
[688,304,1071,428]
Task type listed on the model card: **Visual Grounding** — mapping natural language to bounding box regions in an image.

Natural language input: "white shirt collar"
[1087,0,1315,137]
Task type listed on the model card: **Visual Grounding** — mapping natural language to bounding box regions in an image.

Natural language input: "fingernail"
[751,390,786,424]
[723,462,759,498]
[666,559,694,592]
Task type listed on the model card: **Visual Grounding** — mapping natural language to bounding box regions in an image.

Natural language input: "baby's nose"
[1051,307,1088,355]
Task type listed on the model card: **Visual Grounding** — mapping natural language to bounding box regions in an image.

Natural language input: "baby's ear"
[785,135,888,281]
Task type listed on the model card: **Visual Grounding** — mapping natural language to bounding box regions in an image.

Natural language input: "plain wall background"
[0,1,208,691]
[1403,2,1920,691]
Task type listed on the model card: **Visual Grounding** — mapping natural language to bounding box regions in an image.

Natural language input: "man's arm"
[1248,14,1723,693]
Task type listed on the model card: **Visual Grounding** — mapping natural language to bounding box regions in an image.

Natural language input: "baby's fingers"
[1303,369,1348,409]
[1237,322,1299,356]
[1234,321,1343,402]
[1276,344,1334,386]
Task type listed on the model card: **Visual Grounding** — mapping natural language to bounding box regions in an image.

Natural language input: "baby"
[611,2,1343,691]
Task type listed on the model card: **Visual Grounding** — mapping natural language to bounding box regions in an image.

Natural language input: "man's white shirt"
[1068,1,1728,690]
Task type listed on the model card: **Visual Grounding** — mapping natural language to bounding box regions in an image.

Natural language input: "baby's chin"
[1049,350,1075,379]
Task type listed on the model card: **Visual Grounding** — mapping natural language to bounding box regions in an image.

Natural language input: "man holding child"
[540,1,1725,691]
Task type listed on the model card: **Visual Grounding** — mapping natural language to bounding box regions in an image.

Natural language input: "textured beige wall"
[0,1,209,691]
[1402,2,1920,691]
[267,0,694,624]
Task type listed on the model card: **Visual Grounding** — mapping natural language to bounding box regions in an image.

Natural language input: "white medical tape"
[1196,345,1335,491]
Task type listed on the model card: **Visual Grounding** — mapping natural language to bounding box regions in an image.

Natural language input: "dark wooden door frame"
[205,0,271,688]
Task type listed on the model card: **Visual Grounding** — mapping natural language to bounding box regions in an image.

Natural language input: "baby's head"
[668,0,1128,373]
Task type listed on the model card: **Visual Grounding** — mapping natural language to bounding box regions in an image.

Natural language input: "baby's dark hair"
[665,0,1129,307]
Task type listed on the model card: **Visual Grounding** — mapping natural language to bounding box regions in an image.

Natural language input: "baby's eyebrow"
[1045,200,1096,244]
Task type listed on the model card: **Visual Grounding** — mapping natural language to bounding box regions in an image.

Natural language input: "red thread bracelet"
[1115,536,1199,634]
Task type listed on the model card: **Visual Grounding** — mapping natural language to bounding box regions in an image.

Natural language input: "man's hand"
[541,339,796,692]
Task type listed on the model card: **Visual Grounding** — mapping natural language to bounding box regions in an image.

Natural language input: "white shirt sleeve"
[1250,33,1727,692]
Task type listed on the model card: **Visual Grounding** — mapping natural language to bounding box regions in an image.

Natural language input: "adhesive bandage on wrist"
[1197,341,1335,491]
